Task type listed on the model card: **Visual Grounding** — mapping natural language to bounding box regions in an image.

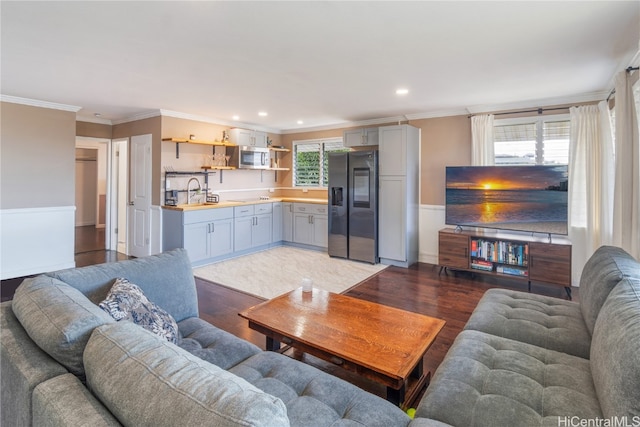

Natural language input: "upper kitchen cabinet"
[230,128,268,147]
[378,125,419,176]
[343,127,379,147]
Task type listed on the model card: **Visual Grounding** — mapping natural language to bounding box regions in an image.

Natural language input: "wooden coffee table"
[239,287,446,408]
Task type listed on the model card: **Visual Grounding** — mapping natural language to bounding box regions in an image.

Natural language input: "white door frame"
[110,138,129,253]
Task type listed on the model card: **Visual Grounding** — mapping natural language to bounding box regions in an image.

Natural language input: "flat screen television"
[445,165,569,235]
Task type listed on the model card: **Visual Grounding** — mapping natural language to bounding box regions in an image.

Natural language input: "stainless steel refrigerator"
[328,150,378,263]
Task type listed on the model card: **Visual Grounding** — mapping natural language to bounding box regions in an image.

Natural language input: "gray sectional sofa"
[1,245,638,426]
[415,245,640,426]
[1,248,411,427]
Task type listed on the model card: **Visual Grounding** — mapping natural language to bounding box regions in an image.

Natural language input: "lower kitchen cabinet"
[163,207,234,265]
[282,202,294,242]
[234,205,272,252]
[292,203,328,248]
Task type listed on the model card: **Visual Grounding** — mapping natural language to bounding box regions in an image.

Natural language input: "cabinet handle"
[211,223,214,233]
[311,215,314,224]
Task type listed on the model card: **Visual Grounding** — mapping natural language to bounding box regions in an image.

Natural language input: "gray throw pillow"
[99,278,179,344]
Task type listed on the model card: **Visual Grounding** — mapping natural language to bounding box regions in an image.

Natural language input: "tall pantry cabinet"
[378,124,420,267]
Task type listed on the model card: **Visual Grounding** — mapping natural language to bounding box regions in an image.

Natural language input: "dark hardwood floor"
[195,262,578,406]
[1,228,578,406]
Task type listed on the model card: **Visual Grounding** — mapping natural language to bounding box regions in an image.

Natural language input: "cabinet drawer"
[184,207,234,224]
[234,205,255,217]
[294,203,328,215]
[254,203,273,215]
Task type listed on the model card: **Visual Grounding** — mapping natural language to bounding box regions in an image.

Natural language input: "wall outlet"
[302,188,308,193]
[269,188,275,193]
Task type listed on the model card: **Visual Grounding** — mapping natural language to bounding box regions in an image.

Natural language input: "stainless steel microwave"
[233,146,270,169]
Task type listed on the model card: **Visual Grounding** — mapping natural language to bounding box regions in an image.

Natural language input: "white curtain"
[568,101,615,285]
[471,114,495,166]
[612,71,640,259]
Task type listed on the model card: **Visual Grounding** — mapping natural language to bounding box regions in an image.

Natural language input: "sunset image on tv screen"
[445,165,568,235]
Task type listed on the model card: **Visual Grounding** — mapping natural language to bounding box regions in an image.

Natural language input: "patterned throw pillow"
[99,278,179,344]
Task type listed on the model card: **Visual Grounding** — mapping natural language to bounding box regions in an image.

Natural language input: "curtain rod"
[606,66,639,102]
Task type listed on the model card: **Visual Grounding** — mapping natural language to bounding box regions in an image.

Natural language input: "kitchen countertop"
[162,197,327,211]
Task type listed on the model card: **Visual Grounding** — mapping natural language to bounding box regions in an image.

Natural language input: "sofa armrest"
[0,301,68,427]
[33,373,121,427]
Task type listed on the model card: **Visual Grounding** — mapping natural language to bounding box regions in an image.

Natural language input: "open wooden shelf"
[162,137,236,147]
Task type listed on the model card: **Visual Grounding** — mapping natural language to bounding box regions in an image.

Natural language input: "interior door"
[128,134,152,257]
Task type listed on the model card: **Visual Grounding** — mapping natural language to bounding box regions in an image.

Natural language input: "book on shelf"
[497,265,529,277]
[471,239,529,266]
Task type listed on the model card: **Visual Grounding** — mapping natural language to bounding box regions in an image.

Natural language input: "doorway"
[74,141,108,254]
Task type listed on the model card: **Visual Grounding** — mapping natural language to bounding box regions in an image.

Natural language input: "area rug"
[193,246,388,300]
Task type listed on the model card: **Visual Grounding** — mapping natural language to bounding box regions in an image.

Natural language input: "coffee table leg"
[266,336,280,351]
[386,385,405,406]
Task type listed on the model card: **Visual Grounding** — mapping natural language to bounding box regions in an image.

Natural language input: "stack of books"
[471,259,493,272]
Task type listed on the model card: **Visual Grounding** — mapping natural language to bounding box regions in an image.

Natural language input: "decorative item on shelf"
[222,130,229,142]
[189,134,196,140]
[267,137,273,146]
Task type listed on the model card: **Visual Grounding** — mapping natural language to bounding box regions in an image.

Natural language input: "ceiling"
[2,1,639,133]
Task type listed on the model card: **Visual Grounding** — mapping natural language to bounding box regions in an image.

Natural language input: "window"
[293,138,349,187]
[494,115,570,165]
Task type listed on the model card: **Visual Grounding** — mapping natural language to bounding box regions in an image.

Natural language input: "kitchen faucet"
[187,177,201,204]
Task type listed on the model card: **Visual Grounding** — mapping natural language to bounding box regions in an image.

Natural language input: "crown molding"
[404,108,470,121]
[0,95,81,112]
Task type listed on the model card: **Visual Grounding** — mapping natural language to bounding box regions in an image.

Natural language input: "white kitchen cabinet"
[378,176,407,262]
[234,204,273,251]
[292,203,327,248]
[272,202,283,242]
[230,128,268,147]
[344,128,379,147]
[282,202,293,242]
[378,124,419,267]
[163,207,234,265]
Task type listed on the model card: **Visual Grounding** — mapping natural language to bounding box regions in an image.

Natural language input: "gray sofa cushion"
[1,301,69,427]
[177,317,261,369]
[590,277,640,419]
[579,245,639,335]
[85,322,289,427]
[230,351,411,427]
[11,276,115,378]
[463,289,591,358]
[46,248,198,323]
[415,330,602,427]
[33,373,121,427]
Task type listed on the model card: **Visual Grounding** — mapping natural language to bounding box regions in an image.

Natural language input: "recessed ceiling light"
[396,88,409,95]
[297,120,304,125]
[232,115,239,121]
[258,111,268,117]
